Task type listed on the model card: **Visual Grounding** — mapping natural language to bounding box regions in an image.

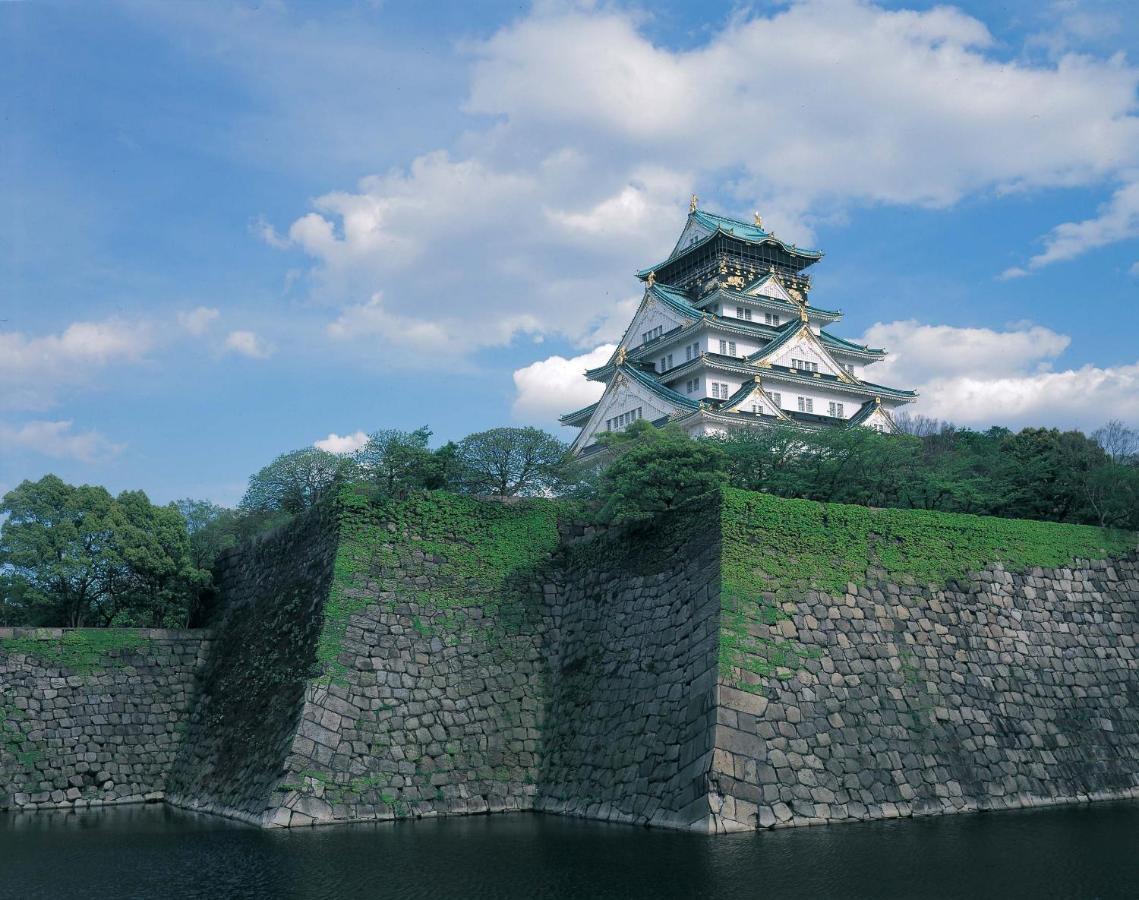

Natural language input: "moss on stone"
[0,630,147,675]
[315,487,564,683]
[719,486,1136,692]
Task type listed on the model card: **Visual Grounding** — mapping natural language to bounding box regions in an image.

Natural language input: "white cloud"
[0,319,154,410]
[859,319,1135,430]
[512,344,615,425]
[224,330,273,359]
[177,306,220,335]
[252,215,291,249]
[314,430,368,454]
[1020,177,1139,271]
[0,420,123,462]
[271,0,1139,361]
[862,320,1071,385]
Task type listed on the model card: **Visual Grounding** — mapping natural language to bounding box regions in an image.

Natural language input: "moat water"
[2,802,1138,899]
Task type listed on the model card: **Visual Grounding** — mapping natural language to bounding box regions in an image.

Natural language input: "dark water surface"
[2,801,1138,899]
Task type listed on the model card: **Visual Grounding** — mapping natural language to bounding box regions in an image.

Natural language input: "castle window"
[792,358,819,373]
[659,353,673,372]
[711,382,729,399]
[718,339,737,356]
[765,313,780,326]
[685,341,700,361]
[609,408,644,431]
[828,401,845,418]
[797,396,813,413]
[736,306,752,321]
[642,326,663,344]
[770,392,782,407]
[685,378,698,394]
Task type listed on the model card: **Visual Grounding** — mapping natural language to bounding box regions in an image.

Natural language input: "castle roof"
[637,209,823,279]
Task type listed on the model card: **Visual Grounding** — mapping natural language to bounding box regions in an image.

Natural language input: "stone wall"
[537,504,723,830]
[261,493,559,827]
[712,536,1139,830]
[165,504,338,824]
[0,629,210,811]
[5,489,1136,833]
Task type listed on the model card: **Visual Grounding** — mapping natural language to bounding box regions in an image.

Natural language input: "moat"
[2,802,1138,899]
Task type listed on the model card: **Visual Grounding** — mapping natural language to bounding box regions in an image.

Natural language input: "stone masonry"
[710,557,1139,831]
[0,629,210,812]
[3,495,1137,833]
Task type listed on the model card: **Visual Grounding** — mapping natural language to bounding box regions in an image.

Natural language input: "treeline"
[0,427,566,628]
[2,418,1136,628]
[592,416,1139,528]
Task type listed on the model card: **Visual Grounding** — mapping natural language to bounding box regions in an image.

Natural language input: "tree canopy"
[455,427,570,497]
[0,476,204,627]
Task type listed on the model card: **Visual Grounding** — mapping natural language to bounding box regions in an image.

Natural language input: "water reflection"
[2,801,1138,899]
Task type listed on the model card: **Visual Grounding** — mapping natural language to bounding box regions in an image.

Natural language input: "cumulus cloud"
[269,0,1139,362]
[0,419,123,462]
[177,306,220,335]
[224,330,273,359]
[314,430,369,454]
[859,320,1135,430]
[0,319,154,410]
[511,344,615,424]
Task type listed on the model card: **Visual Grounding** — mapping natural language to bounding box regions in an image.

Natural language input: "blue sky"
[3,0,1138,505]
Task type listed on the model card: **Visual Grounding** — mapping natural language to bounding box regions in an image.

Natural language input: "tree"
[107,491,204,627]
[354,427,436,496]
[0,476,201,627]
[0,476,120,626]
[239,447,356,514]
[1092,420,1139,465]
[175,499,242,571]
[456,427,570,497]
[596,421,726,523]
[994,428,1107,523]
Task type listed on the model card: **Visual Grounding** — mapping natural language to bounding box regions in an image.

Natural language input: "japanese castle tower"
[561,200,917,454]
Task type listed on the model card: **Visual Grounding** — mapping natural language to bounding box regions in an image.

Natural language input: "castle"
[562,200,917,454]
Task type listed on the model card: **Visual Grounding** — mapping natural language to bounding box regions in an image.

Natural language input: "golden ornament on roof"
[754,211,763,228]
[689,193,698,212]
[647,271,655,287]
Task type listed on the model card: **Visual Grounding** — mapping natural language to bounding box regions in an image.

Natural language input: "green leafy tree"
[175,499,242,571]
[456,427,570,497]
[239,447,356,514]
[596,421,726,523]
[106,491,205,626]
[0,476,120,626]
[354,427,436,496]
[0,477,202,627]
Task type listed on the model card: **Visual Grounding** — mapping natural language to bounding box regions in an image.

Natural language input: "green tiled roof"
[820,330,885,356]
[637,209,823,277]
[619,363,701,410]
[559,401,599,426]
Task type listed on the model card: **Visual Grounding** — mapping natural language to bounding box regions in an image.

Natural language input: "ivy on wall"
[0,630,147,675]
[719,487,1136,692]
[316,487,564,684]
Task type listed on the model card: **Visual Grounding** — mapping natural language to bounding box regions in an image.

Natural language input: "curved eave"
[559,401,599,427]
[637,221,823,279]
[696,289,843,323]
[820,330,886,359]
[759,367,918,401]
[619,363,701,410]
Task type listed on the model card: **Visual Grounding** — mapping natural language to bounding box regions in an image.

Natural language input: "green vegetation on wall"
[719,487,1136,692]
[0,630,147,675]
[316,487,565,683]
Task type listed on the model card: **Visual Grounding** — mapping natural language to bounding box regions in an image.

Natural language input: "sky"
[3,0,1138,506]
